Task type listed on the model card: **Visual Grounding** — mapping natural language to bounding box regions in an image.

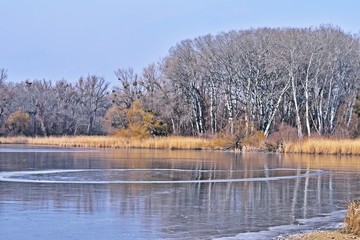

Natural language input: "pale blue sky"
[1,0,359,85]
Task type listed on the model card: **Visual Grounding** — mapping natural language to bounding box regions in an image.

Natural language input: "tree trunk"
[36,104,47,136]
[304,54,313,137]
[291,74,303,139]
[264,79,290,138]
[225,93,234,135]
[87,115,94,135]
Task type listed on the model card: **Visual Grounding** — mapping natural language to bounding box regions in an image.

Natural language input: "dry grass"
[285,200,360,239]
[0,136,30,144]
[2,136,359,154]
[283,138,360,155]
[0,135,233,150]
[285,230,359,240]
[342,200,360,235]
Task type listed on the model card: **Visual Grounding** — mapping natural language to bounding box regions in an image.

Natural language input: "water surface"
[0,144,359,239]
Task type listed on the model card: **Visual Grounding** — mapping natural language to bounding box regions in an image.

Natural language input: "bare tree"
[76,75,110,135]
[1,26,359,140]
[159,26,360,138]
[52,80,82,135]
[0,68,8,130]
[164,40,207,135]
[114,68,144,109]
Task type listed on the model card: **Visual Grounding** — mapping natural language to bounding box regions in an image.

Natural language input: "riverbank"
[284,200,360,239]
[284,230,359,239]
[283,138,360,155]
[1,136,360,155]
[0,136,233,150]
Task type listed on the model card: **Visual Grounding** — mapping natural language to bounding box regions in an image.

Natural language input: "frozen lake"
[0,144,359,239]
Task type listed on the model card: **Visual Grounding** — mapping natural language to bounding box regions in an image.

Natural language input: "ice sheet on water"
[213,210,346,240]
[0,147,97,153]
[0,168,327,184]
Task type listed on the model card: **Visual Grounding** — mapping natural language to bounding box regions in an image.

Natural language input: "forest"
[1,26,360,141]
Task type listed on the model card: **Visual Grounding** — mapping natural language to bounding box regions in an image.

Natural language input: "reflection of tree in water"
[0,183,109,214]
[1,174,343,238]
[0,150,109,171]
[106,173,357,238]
[1,148,360,239]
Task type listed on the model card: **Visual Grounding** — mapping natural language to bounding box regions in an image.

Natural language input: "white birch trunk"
[264,80,290,138]
[291,73,303,139]
[304,54,313,137]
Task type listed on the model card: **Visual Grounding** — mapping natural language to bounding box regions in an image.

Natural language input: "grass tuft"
[343,200,360,235]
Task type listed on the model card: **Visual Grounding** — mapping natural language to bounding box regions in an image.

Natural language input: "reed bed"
[2,136,360,154]
[0,136,233,150]
[283,138,360,155]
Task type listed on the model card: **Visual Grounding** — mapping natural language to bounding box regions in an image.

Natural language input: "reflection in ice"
[0,168,326,184]
[0,146,97,153]
[1,146,360,239]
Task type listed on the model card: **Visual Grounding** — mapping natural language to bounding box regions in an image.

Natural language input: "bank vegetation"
[0,25,360,153]
[283,138,360,155]
[1,134,360,155]
[285,200,360,239]
[0,136,234,150]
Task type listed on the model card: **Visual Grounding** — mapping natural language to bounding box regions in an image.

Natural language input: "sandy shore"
[284,230,359,239]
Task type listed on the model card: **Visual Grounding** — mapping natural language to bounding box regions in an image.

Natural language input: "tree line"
[0,73,110,136]
[1,26,360,139]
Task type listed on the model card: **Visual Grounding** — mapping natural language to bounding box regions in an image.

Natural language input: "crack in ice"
[0,168,327,184]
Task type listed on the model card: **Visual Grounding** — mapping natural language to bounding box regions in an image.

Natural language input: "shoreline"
[1,137,360,238]
[284,230,359,239]
[0,136,234,151]
[0,136,360,155]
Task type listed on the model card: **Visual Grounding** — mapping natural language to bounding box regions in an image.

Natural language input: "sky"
[1,0,360,86]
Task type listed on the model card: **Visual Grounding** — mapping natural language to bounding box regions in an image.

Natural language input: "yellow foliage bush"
[5,111,31,136]
[105,101,169,139]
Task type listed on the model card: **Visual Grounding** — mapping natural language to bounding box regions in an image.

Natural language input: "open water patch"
[0,168,327,184]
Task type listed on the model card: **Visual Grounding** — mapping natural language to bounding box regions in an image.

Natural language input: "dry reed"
[0,136,233,150]
[283,138,360,155]
[2,136,360,154]
[343,200,360,235]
